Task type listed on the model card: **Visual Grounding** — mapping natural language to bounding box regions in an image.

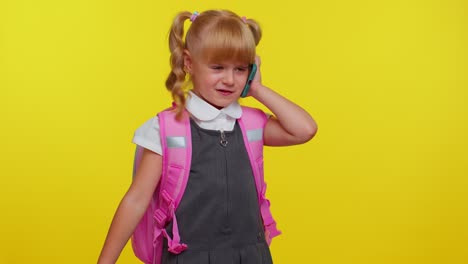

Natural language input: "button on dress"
[161,120,273,264]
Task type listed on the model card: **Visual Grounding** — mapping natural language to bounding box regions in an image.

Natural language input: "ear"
[183,50,192,74]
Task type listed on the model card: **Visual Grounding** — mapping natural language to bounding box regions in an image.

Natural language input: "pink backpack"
[131,106,281,264]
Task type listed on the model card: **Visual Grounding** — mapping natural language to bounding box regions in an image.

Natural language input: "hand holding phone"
[241,64,257,98]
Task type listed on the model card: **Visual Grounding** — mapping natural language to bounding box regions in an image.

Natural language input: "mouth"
[216,89,235,96]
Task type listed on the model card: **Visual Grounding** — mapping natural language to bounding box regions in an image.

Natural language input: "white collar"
[185,91,242,121]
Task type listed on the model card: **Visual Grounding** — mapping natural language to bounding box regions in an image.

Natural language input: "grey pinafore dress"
[162,119,273,264]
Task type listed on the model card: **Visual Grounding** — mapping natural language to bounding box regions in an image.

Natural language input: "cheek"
[239,77,248,87]
[204,73,220,83]
[194,74,212,85]
[236,73,248,84]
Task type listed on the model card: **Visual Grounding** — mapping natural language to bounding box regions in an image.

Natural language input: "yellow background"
[1,0,467,263]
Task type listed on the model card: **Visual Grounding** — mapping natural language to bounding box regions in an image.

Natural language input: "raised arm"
[98,148,162,264]
[249,57,318,146]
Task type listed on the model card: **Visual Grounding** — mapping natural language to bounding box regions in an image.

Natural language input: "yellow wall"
[1,0,467,263]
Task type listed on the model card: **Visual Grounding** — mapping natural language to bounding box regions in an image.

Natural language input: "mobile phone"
[241,63,257,98]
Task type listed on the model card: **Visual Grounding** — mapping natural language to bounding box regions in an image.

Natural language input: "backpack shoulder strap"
[238,106,281,245]
[131,107,191,264]
[155,108,191,254]
[238,106,267,191]
[158,109,192,209]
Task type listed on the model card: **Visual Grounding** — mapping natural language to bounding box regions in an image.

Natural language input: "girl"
[98,9,317,264]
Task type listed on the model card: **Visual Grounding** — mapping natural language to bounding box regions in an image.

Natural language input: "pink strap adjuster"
[160,205,187,254]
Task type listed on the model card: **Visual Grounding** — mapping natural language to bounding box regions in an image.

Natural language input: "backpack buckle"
[153,209,167,228]
[161,189,173,205]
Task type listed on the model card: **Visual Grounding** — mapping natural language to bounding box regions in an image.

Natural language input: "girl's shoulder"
[240,106,270,124]
[132,115,162,155]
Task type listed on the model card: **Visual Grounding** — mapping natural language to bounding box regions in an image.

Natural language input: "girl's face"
[185,53,250,109]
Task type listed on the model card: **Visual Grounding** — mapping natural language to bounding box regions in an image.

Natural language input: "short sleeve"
[132,116,163,155]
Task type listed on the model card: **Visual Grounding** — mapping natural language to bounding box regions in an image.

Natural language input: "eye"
[210,65,223,70]
[236,66,248,72]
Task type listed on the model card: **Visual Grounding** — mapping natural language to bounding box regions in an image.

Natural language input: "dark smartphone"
[241,63,257,98]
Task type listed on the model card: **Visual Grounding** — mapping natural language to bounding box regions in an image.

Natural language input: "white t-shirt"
[132,91,258,155]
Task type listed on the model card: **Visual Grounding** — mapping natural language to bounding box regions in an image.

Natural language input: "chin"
[209,98,236,109]
[209,101,228,109]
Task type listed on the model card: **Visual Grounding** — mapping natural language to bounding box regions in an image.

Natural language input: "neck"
[192,90,224,110]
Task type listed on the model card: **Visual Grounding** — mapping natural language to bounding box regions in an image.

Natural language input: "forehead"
[191,50,251,66]
[199,59,250,66]
[195,47,254,65]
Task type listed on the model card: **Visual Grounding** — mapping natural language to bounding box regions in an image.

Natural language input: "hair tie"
[241,16,247,23]
[190,11,199,22]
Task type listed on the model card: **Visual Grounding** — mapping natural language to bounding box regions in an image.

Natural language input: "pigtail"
[165,11,192,120]
[245,18,262,46]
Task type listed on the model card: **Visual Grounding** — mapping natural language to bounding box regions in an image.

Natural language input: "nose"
[222,70,234,85]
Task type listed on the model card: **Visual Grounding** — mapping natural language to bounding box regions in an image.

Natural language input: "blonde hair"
[165,10,262,119]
